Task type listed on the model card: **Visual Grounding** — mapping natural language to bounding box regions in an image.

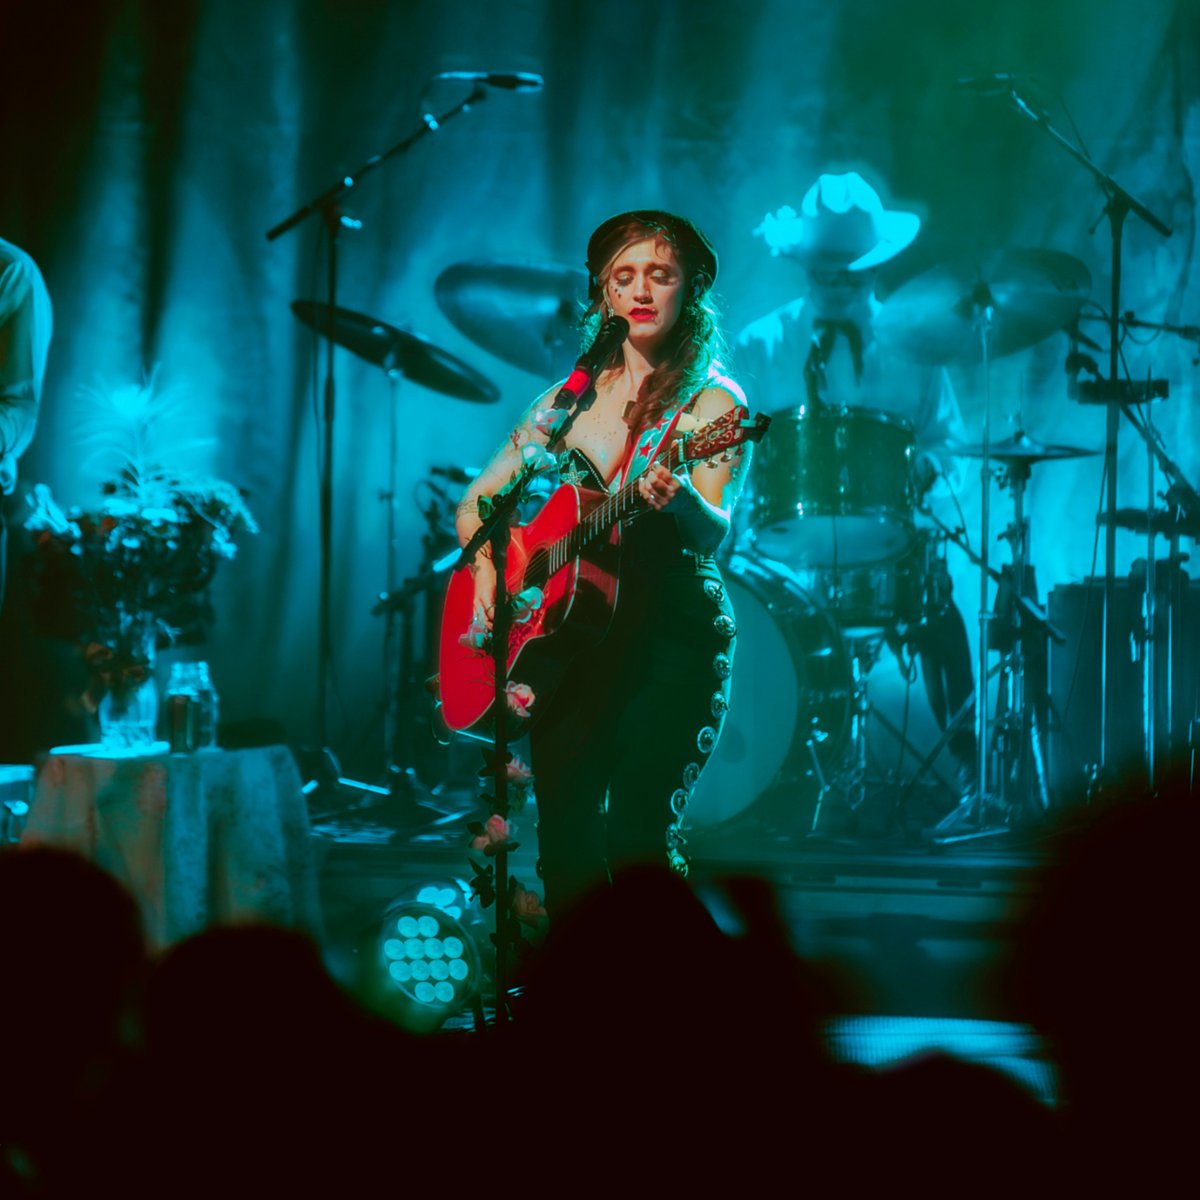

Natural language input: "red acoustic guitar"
[437,406,770,736]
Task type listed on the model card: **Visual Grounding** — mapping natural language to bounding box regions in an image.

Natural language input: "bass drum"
[686,554,852,833]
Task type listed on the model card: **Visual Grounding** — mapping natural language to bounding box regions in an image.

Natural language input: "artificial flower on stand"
[22,373,257,752]
[466,746,547,979]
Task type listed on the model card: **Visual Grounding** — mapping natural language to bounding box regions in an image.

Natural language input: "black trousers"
[529,532,735,916]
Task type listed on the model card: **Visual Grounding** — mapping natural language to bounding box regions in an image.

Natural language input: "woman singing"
[455,210,749,915]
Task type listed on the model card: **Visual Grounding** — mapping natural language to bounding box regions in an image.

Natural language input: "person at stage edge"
[736,171,978,803]
[455,210,750,916]
[0,235,53,609]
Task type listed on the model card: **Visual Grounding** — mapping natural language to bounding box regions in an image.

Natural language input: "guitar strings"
[515,414,738,583]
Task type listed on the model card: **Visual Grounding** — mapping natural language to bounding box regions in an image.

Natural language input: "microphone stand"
[264,87,487,793]
[454,459,549,1026]
[1116,400,1200,774]
[1001,82,1172,779]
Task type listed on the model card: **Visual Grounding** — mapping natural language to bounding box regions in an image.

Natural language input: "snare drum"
[750,406,915,566]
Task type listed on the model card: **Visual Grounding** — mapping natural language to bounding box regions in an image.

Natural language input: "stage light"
[370,880,486,1033]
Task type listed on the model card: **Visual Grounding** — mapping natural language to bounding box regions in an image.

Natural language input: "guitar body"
[437,405,769,741]
[438,482,620,737]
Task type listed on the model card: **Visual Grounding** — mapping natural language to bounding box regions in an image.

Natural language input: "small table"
[22,744,323,949]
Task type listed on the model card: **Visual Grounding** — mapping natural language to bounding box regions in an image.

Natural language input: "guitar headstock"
[676,407,772,468]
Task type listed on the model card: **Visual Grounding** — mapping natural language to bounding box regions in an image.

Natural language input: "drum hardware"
[1078,308,1200,354]
[805,614,986,841]
[1098,506,1200,542]
[965,277,1005,838]
[921,450,1070,841]
[887,241,1086,833]
[808,631,884,834]
[897,686,974,806]
[434,259,591,380]
[872,237,1090,824]
[872,229,1090,822]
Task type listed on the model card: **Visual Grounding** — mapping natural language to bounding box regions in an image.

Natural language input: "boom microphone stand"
[998,82,1172,776]
[264,86,487,794]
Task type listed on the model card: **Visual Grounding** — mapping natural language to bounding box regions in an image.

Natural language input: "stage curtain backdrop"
[1,0,1195,773]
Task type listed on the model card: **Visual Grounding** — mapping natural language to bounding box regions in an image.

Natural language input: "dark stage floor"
[312,780,1060,1103]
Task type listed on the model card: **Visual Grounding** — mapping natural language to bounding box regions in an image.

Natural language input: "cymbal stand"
[993,460,1051,818]
[926,284,1012,840]
[969,284,1005,833]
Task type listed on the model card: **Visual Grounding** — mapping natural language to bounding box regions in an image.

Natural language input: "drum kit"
[689,245,1198,845]
[294,236,1198,844]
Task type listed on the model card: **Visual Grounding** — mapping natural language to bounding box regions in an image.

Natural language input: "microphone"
[434,71,544,91]
[552,316,630,409]
[955,72,1035,95]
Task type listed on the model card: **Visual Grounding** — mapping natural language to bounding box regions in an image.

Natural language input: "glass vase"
[97,619,159,752]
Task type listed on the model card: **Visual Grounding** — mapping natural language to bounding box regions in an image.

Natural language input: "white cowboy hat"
[754,171,920,271]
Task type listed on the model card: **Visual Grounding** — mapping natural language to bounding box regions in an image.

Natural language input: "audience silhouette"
[3,771,1193,1190]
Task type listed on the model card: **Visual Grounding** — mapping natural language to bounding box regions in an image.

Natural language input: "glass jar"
[164,662,220,752]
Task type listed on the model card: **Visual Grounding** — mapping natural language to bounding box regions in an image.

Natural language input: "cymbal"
[435,259,589,379]
[877,247,1091,363]
[932,430,1100,463]
[1098,507,1200,539]
[291,301,499,403]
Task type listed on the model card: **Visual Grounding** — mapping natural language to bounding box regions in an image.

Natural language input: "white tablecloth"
[22,745,323,949]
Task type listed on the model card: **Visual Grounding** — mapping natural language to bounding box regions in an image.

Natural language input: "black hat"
[585,209,718,299]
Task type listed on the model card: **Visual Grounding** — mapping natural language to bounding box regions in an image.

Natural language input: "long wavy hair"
[580,217,727,433]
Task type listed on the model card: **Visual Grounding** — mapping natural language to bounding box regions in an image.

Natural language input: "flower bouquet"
[25,472,257,748]
[22,374,257,749]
